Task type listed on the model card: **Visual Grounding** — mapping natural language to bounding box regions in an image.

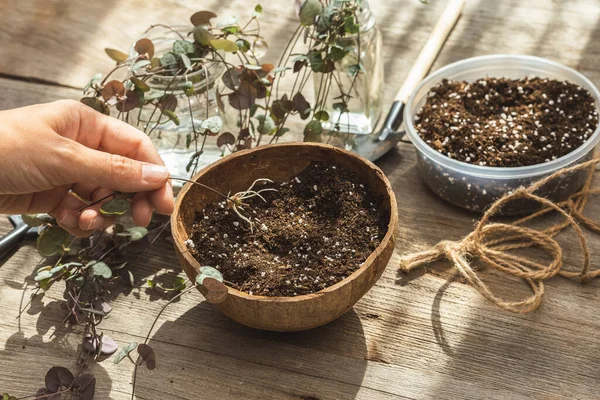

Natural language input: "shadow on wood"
[134,303,369,399]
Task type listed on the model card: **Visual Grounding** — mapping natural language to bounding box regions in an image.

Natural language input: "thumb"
[68,145,170,193]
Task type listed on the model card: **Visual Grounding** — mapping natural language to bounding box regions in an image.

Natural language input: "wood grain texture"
[1,0,600,399]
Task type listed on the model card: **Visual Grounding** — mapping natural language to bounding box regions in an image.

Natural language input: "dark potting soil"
[416,77,599,167]
[186,162,389,297]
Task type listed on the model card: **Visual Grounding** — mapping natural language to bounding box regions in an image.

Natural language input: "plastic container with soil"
[404,55,600,215]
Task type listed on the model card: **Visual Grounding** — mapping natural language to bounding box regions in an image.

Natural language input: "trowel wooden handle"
[394,0,466,104]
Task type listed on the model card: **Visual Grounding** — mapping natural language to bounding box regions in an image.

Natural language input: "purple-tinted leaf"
[45,366,74,392]
[137,344,156,370]
[92,299,112,314]
[100,335,119,356]
[75,374,96,400]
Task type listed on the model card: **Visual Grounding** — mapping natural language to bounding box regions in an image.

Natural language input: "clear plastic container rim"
[404,54,600,180]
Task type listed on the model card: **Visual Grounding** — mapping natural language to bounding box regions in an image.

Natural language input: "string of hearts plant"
[5,176,274,400]
[81,0,365,177]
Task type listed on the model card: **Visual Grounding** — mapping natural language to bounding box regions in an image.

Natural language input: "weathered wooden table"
[2,1,600,398]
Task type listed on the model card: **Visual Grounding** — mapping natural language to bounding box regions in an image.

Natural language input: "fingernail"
[59,213,78,228]
[142,164,169,184]
[85,216,99,231]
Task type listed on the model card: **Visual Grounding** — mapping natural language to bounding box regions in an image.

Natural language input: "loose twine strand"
[398,156,600,313]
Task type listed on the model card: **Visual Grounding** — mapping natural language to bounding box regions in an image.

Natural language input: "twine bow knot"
[399,157,600,313]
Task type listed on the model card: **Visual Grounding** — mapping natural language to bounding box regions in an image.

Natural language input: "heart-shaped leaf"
[196,266,224,285]
[299,0,323,25]
[132,59,151,71]
[190,10,217,26]
[37,227,70,257]
[45,366,74,392]
[315,110,329,122]
[160,52,178,68]
[292,93,311,120]
[80,97,110,116]
[130,76,150,92]
[210,38,238,53]
[75,374,96,400]
[164,110,180,126]
[101,80,125,100]
[158,94,178,112]
[173,39,195,55]
[137,344,156,370]
[255,114,275,135]
[105,48,128,63]
[145,89,166,101]
[202,277,228,303]
[222,67,242,90]
[113,342,137,364]
[35,270,53,282]
[127,227,148,241]
[200,115,223,134]
[100,199,131,216]
[217,132,235,147]
[304,120,323,141]
[134,38,155,58]
[193,26,215,46]
[92,299,112,314]
[21,213,47,227]
[116,90,140,112]
[89,261,112,279]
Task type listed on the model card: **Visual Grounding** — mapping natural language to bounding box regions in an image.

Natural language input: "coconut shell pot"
[171,142,398,331]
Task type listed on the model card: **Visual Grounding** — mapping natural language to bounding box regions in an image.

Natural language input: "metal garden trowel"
[353,0,465,161]
[0,215,40,260]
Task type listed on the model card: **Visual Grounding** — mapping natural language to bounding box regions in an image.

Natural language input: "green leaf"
[105,48,128,63]
[34,270,53,282]
[130,77,150,92]
[315,110,329,122]
[200,115,223,134]
[180,53,192,70]
[222,26,240,34]
[193,26,215,46]
[50,264,66,275]
[164,110,180,126]
[113,342,137,364]
[89,262,112,279]
[210,38,238,53]
[253,4,263,17]
[128,270,135,287]
[299,0,323,25]
[160,52,178,68]
[333,102,350,113]
[80,97,110,116]
[236,38,251,53]
[272,66,291,75]
[132,60,151,71]
[195,266,223,285]
[329,45,348,61]
[145,89,166,101]
[344,14,360,34]
[173,39,195,55]
[173,276,187,291]
[348,64,362,77]
[183,81,194,97]
[100,199,131,216]
[21,214,45,227]
[37,227,70,257]
[307,50,324,73]
[127,227,148,241]
[304,120,323,142]
[255,114,275,135]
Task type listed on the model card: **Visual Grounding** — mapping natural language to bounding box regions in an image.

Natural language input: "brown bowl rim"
[171,142,398,304]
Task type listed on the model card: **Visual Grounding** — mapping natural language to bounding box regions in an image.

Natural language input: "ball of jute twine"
[399,156,600,313]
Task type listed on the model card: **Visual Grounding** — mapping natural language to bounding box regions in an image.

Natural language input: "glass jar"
[311,0,384,152]
[127,26,226,189]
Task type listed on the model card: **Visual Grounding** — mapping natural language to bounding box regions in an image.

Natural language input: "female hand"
[0,99,174,236]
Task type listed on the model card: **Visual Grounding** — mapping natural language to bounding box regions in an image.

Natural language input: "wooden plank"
[2,0,600,399]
